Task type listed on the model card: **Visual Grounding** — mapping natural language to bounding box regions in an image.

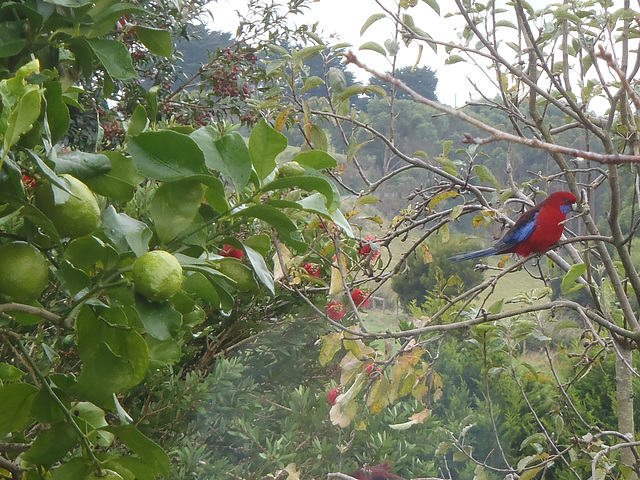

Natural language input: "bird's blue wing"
[496,210,538,251]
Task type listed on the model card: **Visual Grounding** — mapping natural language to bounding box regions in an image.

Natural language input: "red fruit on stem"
[327,387,340,406]
[359,235,380,262]
[220,244,244,259]
[365,362,377,375]
[327,301,346,321]
[351,288,371,308]
[302,262,321,277]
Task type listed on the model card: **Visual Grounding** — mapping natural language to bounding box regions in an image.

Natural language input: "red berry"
[359,235,380,262]
[22,175,36,189]
[351,289,371,308]
[327,387,340,406]
[302,262,321,277]
[327,301,346,321]
[365,362,377,374]
[220,244,244,259]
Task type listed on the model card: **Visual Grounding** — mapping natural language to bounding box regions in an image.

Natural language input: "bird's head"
[548,191,577,214]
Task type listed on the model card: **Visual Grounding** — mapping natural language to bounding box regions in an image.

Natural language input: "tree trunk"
[616,341,637,479]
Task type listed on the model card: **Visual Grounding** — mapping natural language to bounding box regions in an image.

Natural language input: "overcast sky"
[208,0,495,107]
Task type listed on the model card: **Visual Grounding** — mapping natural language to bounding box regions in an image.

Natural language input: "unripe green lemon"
[276,161,306,178]
[36,174,101,239]
[133,250,183,302]
[0,242,49,302]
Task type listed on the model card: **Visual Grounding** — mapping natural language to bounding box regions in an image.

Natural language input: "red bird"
[451,191,576,262]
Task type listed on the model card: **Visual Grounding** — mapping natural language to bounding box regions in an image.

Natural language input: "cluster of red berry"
[207,47,258,99]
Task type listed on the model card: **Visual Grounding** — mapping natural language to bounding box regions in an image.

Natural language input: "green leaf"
[359,41,387,56]
[72,402,113,447]
[129,130,208,181]
[244,245,274,294]
[0,363,25,382]
[384,39,400,56]
[361,13,386,35]
[562,263,587,294]
[128,105,148,137]
[49,457,92,480]
[249,119,288,181]
[234,205,306,251]
[84,151,144,202]
[151,179,204,243]
[0,22,28,58]
[421,0,440,14]
[76,307,149,404]
[300,75,324,94]
[147,337,182,366]
[31,387,67,423]
[473,165,501,189]
[102,424,170,476]
[53,151,111,180]
[4,88,41,151]
[293,150,338,170]
[335,84,365,102]
[23,422,78,468]
[183,272,221,307]
[44,81,70,144]
[0,383,38,436]
[88,39,138,80]
[445,55,466,64]
[214,131,253,192]
[135,296,183,341]
[262,175,337,212]
[293,45,326,63]
[135,26,172,57]
[488,299,504,314]
[103,205,152,257]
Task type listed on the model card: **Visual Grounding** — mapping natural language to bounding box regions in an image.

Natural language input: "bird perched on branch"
[450,191,577,263]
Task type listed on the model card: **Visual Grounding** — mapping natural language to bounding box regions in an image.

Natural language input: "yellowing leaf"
[366,376,390,415]
[319,333,343,366]
[473,215,485,227]
[497,255,510,268]
[273,245,292,282]
[421,244,433,263]
[428,190,459,211]
[409,408,430,424]
[329,253,348,295]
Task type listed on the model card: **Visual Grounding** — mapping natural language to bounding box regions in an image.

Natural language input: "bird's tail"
[449,247,497,263]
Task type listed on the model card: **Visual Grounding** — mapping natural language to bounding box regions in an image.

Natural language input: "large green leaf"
[292,150,338,170]
[84,151,145,202]
[150,179,204,242]
[23,421,78,468]
[0,21,27,58]
[134,296,183,341]
[135,26,172,57]
[103,205,152,257]
[44,80,70,144]
[249,119,288,181]
[234,205,306,251]
[76,307,149,404]
[0,383,38,436]
[102,425,170,476]
[244,245,274,293]
[88,39,138,80]
[262,175,339,211]
[52,150,111,179]
[214,131,252,192]
[4,88,41,152]
[129,130,209,181]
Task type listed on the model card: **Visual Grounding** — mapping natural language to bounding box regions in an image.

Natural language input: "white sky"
[208,0,494,107]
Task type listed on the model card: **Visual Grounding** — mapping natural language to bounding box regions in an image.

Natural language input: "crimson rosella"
[450,191,576,262]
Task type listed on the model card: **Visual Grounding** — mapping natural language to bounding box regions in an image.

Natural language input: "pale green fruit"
[133,250,183,302]
[36,174,101,239]
[0,242,49,302]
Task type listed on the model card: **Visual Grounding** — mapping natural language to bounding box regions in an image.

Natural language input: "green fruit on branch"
[84,469,124,480]
[133,250,183,302]
[276,161,306,178]
[36,174,101,239]
[0,242,49,302]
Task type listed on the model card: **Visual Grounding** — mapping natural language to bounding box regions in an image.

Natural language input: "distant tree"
[391,239,484,307]
[369,65,438,101]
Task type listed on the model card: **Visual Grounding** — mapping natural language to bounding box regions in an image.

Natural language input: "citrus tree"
[0,1,356,479]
